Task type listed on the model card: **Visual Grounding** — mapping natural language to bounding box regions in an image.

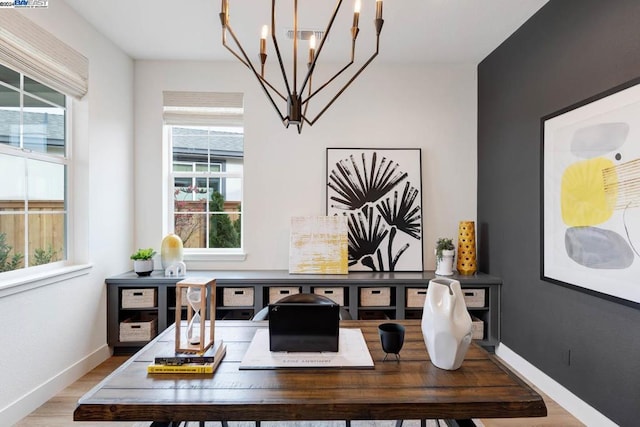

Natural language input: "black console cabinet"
[105,270,501,353]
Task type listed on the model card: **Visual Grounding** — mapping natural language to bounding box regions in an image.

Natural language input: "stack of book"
[147,340,226,374]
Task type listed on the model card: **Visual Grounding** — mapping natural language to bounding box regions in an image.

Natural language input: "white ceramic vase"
[421,278,473,370]
[435,249,455,276]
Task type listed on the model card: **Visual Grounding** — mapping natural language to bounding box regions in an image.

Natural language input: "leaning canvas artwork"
[289,216,348,274]
[326,148,423,272]
[542,78,640,304]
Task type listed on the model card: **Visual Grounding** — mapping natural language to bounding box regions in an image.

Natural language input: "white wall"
[135,60,478,270]
[0,2,134,425]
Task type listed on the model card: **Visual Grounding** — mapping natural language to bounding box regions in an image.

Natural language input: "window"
[163,92,244,254]
[0,63,68,272]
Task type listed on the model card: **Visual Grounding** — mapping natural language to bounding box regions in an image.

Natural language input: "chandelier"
[219,0,384,133]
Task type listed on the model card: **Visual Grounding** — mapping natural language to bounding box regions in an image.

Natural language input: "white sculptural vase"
[421,278,473,370]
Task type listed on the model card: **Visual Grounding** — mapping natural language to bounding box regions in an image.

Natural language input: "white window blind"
[0,10,88,99]
[163,91,244,126]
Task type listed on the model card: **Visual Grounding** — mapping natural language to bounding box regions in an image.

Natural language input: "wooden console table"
[75,320,546,425]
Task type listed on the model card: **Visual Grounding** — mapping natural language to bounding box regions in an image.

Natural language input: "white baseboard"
[495,343,617,427]
[0,344,111,426]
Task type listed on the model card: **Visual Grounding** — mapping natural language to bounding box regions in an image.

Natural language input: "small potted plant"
[435,237,455,276]
[130,248,156,276]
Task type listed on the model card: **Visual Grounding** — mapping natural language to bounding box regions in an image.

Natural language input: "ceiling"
[63,0,548,64]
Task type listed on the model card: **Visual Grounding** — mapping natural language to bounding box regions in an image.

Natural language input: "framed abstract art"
[326,148,423,272]
[542,78,640,305]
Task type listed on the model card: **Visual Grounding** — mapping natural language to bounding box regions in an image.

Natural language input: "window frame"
[165,124,245,260]
[0,66,88,291]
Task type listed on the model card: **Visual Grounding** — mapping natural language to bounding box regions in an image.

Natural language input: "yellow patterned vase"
[456,221,477,275]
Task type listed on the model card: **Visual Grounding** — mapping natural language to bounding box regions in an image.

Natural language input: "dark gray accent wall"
[478,1,640,425]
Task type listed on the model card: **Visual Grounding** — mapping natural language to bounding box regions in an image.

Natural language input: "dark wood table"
[74,320,546,425]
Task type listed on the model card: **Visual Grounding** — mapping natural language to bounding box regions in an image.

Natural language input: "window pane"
[174,212,206,248]
[173,178,208,207]
[0,85,20,148]
[27,159,66,204]
[174,195,206,213]
[208,212,241,249]
[0,63,20,88]
[0,213,25,272]
[26,159,66,266]
[0,154,25,210]
[209,185,241,249]
[28,212,65,267]
[24,76,65,107]
[24,95,66,155]
[172,126,208,170]
[216,177,243,209]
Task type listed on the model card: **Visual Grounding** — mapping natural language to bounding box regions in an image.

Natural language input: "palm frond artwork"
[328,152,408,211]
[346,207,389,267]
[378,181,422,240]
[327,148,423,272]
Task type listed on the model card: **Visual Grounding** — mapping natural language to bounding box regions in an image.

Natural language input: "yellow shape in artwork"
[561,157,616,226]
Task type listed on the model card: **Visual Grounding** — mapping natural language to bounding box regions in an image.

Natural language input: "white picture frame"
[542,78,640,305]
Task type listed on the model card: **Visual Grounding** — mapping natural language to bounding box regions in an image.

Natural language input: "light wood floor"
[15,356,585,427]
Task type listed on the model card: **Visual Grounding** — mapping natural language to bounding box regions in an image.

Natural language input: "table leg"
[443,420,477,427]
[149,422,233,426]
[396,420,429,427]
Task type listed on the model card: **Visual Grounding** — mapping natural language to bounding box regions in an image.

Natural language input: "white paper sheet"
[239,328,374,369]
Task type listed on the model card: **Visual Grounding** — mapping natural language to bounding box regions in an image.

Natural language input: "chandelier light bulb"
[260,25,268,55]
[353,0,361,28]
[308,34,316,64]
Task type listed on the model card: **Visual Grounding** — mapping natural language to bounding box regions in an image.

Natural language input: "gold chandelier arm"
[221,25,250,68]
[258,76,288,102]
[306,37,381,127]
[298,0,344,98]
[221,3,288,101]
[270,0,293,99]
[301,28,360,106]
[302,58,354,107]
[224,21,288,119]
[293,0,298,92]
[297,65,314,133]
